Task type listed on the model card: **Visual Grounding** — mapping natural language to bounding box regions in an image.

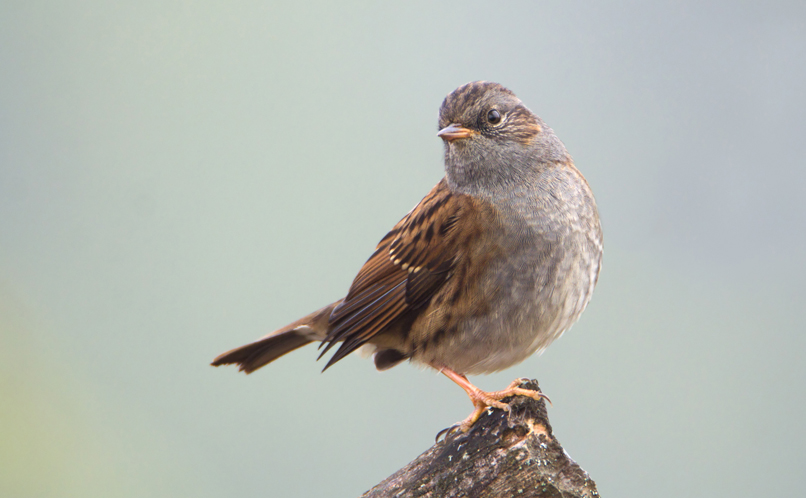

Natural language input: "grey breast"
[446,163,602,375]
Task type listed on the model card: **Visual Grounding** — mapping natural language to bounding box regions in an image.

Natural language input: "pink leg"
[440,367,549,433]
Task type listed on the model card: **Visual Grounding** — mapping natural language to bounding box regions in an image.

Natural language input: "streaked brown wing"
[319,178,484,369]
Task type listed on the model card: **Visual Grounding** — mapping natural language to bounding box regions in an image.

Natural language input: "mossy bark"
[361,380,599,498]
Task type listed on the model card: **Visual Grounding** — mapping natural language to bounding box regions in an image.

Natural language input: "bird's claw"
[435,424,462,443]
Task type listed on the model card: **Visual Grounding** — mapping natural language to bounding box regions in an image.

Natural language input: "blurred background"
[1,2,804,496]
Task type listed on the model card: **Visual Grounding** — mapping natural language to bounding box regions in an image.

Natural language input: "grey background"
[2,2,804,497]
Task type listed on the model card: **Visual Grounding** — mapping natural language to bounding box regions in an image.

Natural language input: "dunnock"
[213,81,603,432]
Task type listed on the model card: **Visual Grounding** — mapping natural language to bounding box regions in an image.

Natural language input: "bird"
[212,81,603,433]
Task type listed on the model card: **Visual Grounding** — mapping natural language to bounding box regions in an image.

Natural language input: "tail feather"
[211,301,339,374]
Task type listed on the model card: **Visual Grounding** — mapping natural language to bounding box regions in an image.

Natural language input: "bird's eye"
[487,109,501,125]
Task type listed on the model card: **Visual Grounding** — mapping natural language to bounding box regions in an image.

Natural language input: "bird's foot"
[436,370,550,441]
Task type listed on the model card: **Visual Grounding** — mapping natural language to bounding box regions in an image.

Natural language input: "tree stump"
[361,380,599,498]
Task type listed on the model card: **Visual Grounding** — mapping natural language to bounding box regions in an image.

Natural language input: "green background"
[2,2,804,496]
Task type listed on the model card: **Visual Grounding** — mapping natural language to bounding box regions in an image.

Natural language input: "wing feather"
[320,178,491,369]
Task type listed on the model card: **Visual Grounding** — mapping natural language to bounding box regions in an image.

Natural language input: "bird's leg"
[440,367,549,434]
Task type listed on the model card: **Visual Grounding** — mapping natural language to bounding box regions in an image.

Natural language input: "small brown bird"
[212,81,602,432]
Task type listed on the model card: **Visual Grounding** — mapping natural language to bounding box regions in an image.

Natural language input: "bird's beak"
[437,123,474,142]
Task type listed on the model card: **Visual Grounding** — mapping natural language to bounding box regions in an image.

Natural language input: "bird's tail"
[211,301,340,373]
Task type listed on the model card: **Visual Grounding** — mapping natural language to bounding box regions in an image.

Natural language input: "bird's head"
[437,81,569,195]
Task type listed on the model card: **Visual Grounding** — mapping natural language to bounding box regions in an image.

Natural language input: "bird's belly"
[414,237,599,376]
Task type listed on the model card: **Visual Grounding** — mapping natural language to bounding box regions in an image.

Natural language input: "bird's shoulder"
[319,178,500,368]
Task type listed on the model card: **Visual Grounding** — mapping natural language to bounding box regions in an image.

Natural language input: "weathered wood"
[362,380,599,498]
